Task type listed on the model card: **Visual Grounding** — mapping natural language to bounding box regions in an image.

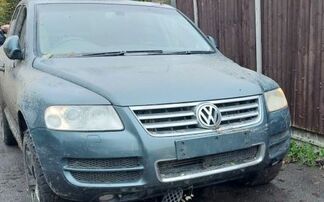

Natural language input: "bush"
[0,0,19,25]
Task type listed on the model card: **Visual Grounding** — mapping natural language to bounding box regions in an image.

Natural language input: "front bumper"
[30,106,291,201]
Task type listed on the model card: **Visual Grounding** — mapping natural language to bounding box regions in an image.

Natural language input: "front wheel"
[23,130,69,202]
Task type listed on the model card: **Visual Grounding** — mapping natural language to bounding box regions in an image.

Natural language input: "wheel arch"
[18,110,28,143]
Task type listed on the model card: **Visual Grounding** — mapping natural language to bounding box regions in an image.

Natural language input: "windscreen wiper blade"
[125,50,164,54]
[163,50,215,55]
[76,50,214,57]
[79,51,126,57]
[79,50,164,57]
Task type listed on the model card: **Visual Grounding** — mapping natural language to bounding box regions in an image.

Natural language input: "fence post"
[255,0,263,73]
[193,0,199,26]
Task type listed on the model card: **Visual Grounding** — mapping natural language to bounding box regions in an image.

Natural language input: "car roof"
[22,0,174,9]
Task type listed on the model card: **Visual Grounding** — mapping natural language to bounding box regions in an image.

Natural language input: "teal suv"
[0,0,291,201]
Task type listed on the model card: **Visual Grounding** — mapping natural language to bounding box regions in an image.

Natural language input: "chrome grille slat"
[131,96,262,136]
[219,103,258,113]
[210,95,260,104]
[137,111,195,120]
[157,144,265,182]
[220,119,259,128]
[131,102,197,110]
[221,111,259,121]
[144,119,198,129]
[151,128,212,136]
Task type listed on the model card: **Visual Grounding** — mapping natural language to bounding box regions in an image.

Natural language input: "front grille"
[157,146,261,182]
[64,158,143,185]
[70,171,141,184]
[131,96,262,136]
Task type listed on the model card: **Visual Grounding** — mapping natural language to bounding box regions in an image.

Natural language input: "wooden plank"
[307,0,320,131]
[268,0,274,78]
[315,0,322,133]
[284,0,290,96]
[261,0,270,76]
[301,0,310,128]
[176,0,194,21]
[319,0,324,134]
[248,0,257,69]
[282,0,288,96]
[294,0,304,127]
[289,0,299,126]
[240,0,247,66]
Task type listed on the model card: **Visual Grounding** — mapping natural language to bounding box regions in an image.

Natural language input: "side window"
[8,5,21,36]
[19,19,26,52]
[13,7,27,36]
[13,7,27,52]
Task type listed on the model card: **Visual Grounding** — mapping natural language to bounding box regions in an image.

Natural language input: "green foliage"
[0,0,19,25]
[286,140,324,167]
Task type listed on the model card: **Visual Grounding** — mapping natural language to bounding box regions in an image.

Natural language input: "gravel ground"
[0,139,323,202]
[0,142,26,202]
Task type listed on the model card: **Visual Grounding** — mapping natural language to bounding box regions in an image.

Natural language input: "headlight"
[264,88,288,112]
[45,106,123,131]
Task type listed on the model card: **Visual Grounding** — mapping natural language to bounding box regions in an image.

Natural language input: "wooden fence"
[176,0,324,135]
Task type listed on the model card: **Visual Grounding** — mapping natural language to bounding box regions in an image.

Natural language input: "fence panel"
[176,0,324,135]
[198,0,256,70]
[262,0,324,134]
[176,0,256,70]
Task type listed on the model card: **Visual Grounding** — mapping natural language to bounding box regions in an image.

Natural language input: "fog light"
[99,194,115,202]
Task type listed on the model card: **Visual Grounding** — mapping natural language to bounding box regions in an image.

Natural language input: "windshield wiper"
[163,50,215,55]
[74,50,214,57]
[79,51,126,57]
[79,50,164,57]
[125,50,164,54]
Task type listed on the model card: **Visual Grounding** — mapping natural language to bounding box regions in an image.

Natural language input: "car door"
[1,5,27,125]
[0,5,21,105]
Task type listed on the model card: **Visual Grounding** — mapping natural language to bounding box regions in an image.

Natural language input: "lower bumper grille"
[64,158,143,185]
[157,145,264,182]
[70,171,141,184]
[67,158,141,169]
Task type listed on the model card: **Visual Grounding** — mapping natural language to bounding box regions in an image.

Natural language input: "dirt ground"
[0,139,323,202]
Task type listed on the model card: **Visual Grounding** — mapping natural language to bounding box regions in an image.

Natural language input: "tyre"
[238,162,283,186]
[1,107,17,146]
[23,130,69,202]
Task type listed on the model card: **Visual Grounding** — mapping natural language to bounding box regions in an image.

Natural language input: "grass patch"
[286,140,324,167]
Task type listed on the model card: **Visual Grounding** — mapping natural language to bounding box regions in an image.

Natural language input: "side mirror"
[0,31,5,46]
[207,35,219,49]
[3,35,23,60]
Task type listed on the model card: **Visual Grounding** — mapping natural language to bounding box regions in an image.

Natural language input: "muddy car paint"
[0,0,291,201]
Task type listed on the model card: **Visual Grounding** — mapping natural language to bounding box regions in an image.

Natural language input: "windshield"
[36,4,214,57]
